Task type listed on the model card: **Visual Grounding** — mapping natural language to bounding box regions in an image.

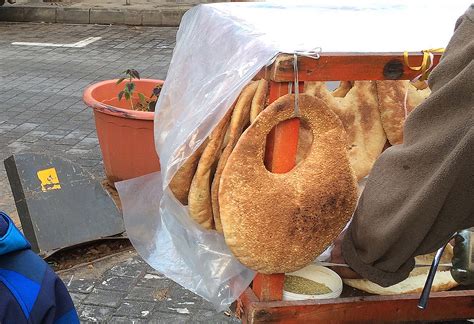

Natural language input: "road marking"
[12,36,102,48]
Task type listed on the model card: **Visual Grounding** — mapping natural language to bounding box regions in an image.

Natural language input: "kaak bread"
[304,81,386,180]
[376,80,431,145]
[250,79,268,123]
[219,94,358,273]
[211,81,259,233]
[169,142,207,205]
[188,108,233,229]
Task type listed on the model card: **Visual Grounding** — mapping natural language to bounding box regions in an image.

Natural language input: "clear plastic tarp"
[116,1,471,310]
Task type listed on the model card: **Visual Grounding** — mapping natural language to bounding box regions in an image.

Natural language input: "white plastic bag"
[117,1,468,311]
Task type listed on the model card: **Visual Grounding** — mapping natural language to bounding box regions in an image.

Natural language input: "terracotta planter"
[83,79,162,183]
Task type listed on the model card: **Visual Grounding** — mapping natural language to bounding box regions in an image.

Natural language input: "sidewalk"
[59,251,239,322]
[0,0,218,26]
[0,22,240,322]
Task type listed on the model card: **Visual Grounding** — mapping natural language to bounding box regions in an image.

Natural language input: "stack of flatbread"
[167,79,432,274]
[304,80,431,180]
[169,79,269,231]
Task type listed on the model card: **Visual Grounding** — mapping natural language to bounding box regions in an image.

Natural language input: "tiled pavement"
[0,22,174,225]
[0,22,239,323]
[59,253,239,323]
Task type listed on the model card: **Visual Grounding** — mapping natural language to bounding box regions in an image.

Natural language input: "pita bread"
[250,79,268,123]
[211,82,258,233]
[169,142,207,205]
[305,81,386,180]
[376,80,431,145]
[219,94,358,273]
[188,108,233,230]
[344,245,457,295]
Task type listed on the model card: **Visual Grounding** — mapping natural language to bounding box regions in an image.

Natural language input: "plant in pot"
[83,69,163,184]
[116,69,162,112]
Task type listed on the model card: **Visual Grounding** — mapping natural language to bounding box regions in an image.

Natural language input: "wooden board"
[267,52,442,82]
[239,287,474,323]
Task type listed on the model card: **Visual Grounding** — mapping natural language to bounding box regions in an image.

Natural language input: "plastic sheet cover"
[116,1,470,310]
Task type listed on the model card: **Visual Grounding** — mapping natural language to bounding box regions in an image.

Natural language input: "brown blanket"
[343,5,474,287]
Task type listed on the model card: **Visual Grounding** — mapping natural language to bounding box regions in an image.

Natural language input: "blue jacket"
[0,212,79,324]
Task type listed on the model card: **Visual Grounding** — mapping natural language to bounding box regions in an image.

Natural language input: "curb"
[0,5,190,26]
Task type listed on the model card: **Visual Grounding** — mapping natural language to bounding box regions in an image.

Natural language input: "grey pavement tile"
[106,258,147,278]
[115,300,155,319]
[74,137,100,149]
[67,148,91,155]
[13,122,38,132]
[17,130,48,143]
[149,311,192,323]
[83,288,126,308]
[62,277,97,294]
[125,286,167,302]
[70,292,88,306]
[108,317,149,324]
[77,304,115,323]
[97,276,136,292]
[136,273,169,288]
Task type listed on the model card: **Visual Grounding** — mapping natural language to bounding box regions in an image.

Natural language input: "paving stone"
[63,277,97,294]
[149,311,193,323]
[14,122,38,132]
[77,304,115,323]
[83,288,126,308]
[125,286,164,302]
[108,317,150,324]
[136,272,169,288]
[70,292,88,305]
[115,300,155,318]
[98,276,136,292]
[106,258,146,278]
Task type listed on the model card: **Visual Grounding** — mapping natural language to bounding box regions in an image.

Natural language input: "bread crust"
[376,80,431,145]
[212,82,258,232]
[250,79,269,123]
[219,94,358,273]
[188,108,233,229]
[305,81,386,180]
[169,142,207,205]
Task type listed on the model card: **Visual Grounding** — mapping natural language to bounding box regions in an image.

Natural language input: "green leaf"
[125,82,135,93]
[116,78,126,85]
[124,92,131,101]
[138,93,146,104]
[118,91,125,101]
[130,69,140,79]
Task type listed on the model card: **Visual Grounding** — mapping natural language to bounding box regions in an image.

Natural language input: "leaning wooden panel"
[240,289,474,323]
[269,53,442,82]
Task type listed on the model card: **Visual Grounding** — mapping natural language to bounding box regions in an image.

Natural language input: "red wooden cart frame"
[236,52,474,323]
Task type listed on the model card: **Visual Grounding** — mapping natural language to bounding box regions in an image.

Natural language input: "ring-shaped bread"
[219,93,358,273]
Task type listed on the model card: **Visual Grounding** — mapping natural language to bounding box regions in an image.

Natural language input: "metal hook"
[293,53,300,117]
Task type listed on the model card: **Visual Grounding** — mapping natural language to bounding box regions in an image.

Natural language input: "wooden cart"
[236,52,474,323]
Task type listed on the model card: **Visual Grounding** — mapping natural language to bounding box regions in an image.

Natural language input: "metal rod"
[418,234,456,309]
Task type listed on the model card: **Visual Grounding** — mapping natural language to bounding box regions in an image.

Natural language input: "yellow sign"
[37,167,61,192]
